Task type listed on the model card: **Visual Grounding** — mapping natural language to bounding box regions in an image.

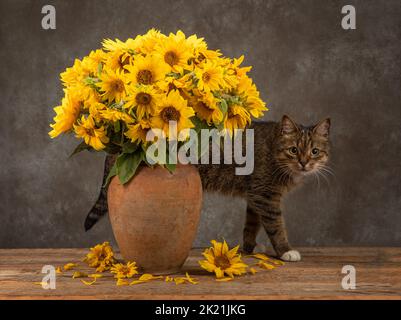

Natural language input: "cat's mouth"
[293,164,315,175]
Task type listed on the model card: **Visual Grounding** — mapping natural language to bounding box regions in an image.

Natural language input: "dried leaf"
[81,279,97,285]
[63,263,78,271]
[249,267,258,275]
[257,261,276,270]
[250,253,270,261]
[129,280,146,285]
[216,277,233,282]
[72,271,88,279]
[139,274,163,281]
[116,278,129,286]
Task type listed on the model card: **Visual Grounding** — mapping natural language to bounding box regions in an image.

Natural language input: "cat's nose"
[299,160,308,168]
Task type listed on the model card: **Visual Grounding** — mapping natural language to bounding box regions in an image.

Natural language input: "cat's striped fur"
[84,115,331,261]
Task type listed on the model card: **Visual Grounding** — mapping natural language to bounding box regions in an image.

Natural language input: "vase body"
[107,164,202,274]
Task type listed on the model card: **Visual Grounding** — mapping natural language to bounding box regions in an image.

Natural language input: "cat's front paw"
[280,250,301,262]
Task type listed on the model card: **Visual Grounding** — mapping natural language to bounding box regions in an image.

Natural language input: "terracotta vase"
[107,164,202,274]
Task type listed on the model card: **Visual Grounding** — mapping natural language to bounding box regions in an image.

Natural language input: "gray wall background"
[1,0,400,249]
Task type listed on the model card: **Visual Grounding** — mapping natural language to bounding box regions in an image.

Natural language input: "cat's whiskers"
[316,166,331,187]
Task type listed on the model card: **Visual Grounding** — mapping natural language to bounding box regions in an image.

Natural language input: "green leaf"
[103,143,121,154]
[114,121,121,133]
[69,141,92,158]
[97,63,103,77]
[103,162,117,187]
[165,162,176,173]
[122,142,138,154]
[191,117,210,133]
[116,151,143,184]
[219,99,228,114]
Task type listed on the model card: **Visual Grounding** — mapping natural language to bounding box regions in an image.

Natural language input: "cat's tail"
[84,154,116,231]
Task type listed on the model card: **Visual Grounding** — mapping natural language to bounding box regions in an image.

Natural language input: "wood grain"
[0,247,400,300]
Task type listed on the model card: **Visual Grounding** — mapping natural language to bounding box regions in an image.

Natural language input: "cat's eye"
[289,147,298,155]
[311,148,319,156]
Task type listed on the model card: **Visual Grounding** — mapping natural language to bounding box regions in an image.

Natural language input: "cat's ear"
[313,118,330,138]
[281,115,299,135]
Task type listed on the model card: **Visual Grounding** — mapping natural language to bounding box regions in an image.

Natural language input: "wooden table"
[0,247,400,299]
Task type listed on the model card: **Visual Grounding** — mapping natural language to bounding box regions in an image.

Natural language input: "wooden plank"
[0,247,400,300]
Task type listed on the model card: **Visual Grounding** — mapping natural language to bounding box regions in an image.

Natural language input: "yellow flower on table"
[73,116,109,151]
[199,240,248,279]
[150,90,195,139]
[83,241,116,272]
[110,261,138,279]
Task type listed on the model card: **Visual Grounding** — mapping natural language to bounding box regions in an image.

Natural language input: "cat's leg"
[243,205,262,254]
[248,196,301,261]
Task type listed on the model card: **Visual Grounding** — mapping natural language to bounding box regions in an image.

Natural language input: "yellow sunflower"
[125,119,151,143]
[110,262,138,279]
[83,241,116,272]
[199,240,248,279]
[150,90,195,139]
[60,59,90,87]
[49,90,83,138]
[97,67,128,103]
[73,115,109,151]
[137,28,165,54]
[190,93,223,125]
[81,49,107,74]
[245,94,267,118]
[186,34,222,64]
[224,104,251,133]
[100,108,133,123]
[88,102,107,122]
[154,30,193,72]
[232,55,252,77]
[236,74,255,95]
[195,61,226,92]
[124,85,162,119]
[125,55,168,86]
[104,49,133,73]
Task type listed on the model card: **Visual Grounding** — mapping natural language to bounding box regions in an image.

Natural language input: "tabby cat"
[84,115,331,262]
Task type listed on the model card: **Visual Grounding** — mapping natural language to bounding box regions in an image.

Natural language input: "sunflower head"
[124,85,162,119]
[84,241,116,272]
[190,93,223,126]
[199,240,248,279]
[97,67,128,103]
[49,90,84,138]
[224,104,251,134]
[125,119,151,144]
[154,30,193,72]
[110,261,138,279]
[195,61,226,92]
[150,90,195,139]
[125,55,168,86]
[73,115,109,151]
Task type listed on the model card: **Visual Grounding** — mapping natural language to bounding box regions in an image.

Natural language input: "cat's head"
[276,115,331,176]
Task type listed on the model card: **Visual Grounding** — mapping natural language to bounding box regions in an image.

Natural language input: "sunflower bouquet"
[49,29,267,183]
